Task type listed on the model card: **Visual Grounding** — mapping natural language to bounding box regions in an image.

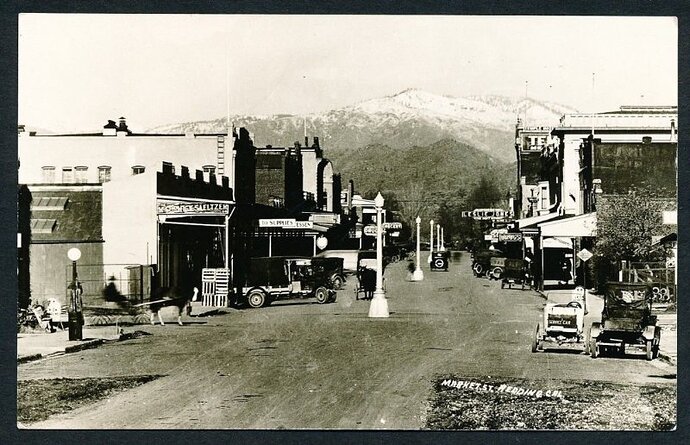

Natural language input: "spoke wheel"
[315,286,329,304]
[247,289,267,308]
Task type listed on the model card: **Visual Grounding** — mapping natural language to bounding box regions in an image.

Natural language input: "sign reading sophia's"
[157,200,231,216]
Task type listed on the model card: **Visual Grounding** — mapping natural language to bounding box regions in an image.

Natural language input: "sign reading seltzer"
[577,248,593,262]
[157,201,230,215]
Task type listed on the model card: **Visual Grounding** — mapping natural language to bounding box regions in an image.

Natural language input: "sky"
[19,14,677,133]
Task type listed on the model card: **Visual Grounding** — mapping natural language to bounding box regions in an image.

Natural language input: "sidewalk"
[541,288,677,366]
[18,304,229,364]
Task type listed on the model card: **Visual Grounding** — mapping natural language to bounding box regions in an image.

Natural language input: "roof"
[515,212,563,230]
[28,188,103,242]
[538,212,597,238]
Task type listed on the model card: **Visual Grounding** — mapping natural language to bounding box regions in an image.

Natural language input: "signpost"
[577,248,593,311]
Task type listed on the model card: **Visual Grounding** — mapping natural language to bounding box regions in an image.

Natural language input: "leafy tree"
[595,192,675,263]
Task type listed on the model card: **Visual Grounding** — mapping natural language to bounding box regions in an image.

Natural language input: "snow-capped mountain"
[148,89,577,162]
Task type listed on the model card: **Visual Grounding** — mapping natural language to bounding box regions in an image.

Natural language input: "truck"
[240,257,337,308]
[588,282,661,360]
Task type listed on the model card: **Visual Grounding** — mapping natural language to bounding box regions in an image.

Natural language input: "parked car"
[588,282,661,360]
[471,249,504,277]
[310,257,346,290]
[532,298,586,353]
[239,257,337,308]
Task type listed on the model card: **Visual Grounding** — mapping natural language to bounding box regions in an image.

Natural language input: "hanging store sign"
[382,222,403,230]
[157,200,230,216]
[259,219,313,229]
[363,225,378,237]
[498,233,523,243]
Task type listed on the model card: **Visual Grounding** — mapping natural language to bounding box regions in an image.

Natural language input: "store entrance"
[158,222,225,293]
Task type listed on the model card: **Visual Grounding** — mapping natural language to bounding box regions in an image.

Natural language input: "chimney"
[195,169,204,182]
[180,165,190,179]
[117,116,129,136]
[671,119,677,142]
[313,136,319,148]
[162,161,174,175]
[305,136,309,148]
[103,119,117,136]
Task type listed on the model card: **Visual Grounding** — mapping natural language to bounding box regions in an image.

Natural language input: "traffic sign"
[577,248,593,262]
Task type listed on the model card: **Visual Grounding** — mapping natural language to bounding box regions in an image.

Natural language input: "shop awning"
[515,212,563,231]
[542,236,573,249]
[538,212,597,238]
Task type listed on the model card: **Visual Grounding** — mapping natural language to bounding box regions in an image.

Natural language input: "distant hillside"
[149,89,576,162]
[327,139,516,230]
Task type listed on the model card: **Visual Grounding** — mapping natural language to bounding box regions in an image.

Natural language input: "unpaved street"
[19,253,676,429]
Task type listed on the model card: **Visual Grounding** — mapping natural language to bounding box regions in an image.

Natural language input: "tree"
[595,192,675,263]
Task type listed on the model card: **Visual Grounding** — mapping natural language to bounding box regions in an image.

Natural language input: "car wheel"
[491,267,503,280]
[473,263,483,276]
[590,337,598,358]
[531,324,540,352]
[645,340,654,361]
[315,286,329,304]
[331,275,344,290]
[247,289,267,308]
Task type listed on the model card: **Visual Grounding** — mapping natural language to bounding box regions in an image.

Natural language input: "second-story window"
[75,166,88,183]
[61,167,74,183]
[132,165,146,175]
[42,166,55,183]
[98,166,111,183]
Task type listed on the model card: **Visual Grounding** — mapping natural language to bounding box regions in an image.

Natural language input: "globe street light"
[428,219,434,264]
[412,216,424,281]
[368,192,389,318]
[441,227,446,251]
[67,247,83,341]
[436,223,441,251]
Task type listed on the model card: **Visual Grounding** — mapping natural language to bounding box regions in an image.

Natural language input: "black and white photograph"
[15,13,678,430]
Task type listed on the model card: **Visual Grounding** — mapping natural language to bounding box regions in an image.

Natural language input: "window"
[61,167,74,183]
[42,166,55,183]
[31,196,68,211]
[75,166,88,183]
[98,166,111,183]
[30,218,57,234]
[132,165,145,175]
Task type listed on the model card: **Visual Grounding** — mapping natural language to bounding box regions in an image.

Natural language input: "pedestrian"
[559,258,572,285]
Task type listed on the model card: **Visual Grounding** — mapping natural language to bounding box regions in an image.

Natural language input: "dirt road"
[19,252,675,429]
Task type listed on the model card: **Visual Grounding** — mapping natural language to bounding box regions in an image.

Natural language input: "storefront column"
[313,235,317,256]
[268,234,272,257]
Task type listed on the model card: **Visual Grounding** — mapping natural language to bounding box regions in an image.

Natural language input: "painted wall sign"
[157,200,230,215]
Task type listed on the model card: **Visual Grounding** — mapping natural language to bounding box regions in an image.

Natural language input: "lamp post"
[67,247,83,341]
[412,216,424,281]
[436,223,441,251]
[368,192,389,318]
[440,227,445,251]
[428,219,434,264]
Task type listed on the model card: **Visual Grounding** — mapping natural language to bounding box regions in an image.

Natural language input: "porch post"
[224,214,229,268]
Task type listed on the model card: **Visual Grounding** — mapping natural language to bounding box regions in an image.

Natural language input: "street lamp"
[412,216,424,281]
[368,192,389,318]
[436,223,441,251]
[67,247,83,341]
[428,219,434,264]
[440,227,445,251]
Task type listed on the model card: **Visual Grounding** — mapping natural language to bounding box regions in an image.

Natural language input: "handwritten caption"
[440,379,564,399]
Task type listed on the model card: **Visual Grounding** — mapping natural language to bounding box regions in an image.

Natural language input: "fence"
[65,263,154,306]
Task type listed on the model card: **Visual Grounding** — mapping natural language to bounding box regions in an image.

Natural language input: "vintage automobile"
[532,297,586,353]
[471,249,504,277]
[310,257,346,290]
[588,282,661,360]
[430,251,450,271]
[240,257,336,308]
[499,258,531,289]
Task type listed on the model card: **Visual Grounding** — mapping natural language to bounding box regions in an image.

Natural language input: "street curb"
[17,353,43,364]
[64,338,104,353]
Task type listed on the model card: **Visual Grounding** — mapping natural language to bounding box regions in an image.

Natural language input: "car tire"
[531,324,540,353]
[590,338,598,358]
[247,289,267,308]
[491,267,503,280]
[331,275,344,290]
[315,286,329,304]
[645,340,654,361]
[473,263,483,276]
